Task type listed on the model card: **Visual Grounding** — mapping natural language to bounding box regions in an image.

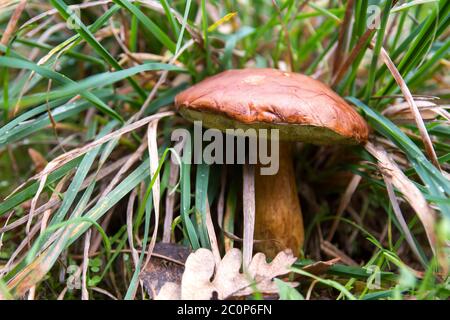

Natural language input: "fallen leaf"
[301,258,340,276]
[156,248,297,300]
[140,243,190,299]
[28,148,47,173]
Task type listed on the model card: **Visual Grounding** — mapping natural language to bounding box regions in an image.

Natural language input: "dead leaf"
[28,148,48,173]
[155,248,297,300]
[301,258,340,276]
[140,243,190,299]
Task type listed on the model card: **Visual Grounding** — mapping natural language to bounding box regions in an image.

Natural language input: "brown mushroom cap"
[175,68,369,144]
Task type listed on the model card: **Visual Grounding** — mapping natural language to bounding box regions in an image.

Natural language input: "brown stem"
[254,142,304,258]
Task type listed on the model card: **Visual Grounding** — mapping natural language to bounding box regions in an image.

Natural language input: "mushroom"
[175,68,369,258]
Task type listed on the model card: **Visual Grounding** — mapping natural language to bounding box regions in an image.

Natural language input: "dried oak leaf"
[156,248,297,300]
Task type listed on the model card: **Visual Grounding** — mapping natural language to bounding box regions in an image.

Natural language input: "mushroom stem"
[254,142,304,258]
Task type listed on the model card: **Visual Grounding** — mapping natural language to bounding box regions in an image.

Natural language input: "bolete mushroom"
[175,68,369,258]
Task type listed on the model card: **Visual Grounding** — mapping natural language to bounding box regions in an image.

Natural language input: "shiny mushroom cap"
[175,68,369,144]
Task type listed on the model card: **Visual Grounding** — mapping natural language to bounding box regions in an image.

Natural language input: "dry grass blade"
[162,135,186,243]
[28,148,48,173]
[382,100,447,122]
[302,258,340,276]
[321,240,358,266]
[81,229,91,300]
[0,211,14,252]
[382,175,425,264]
[162,161,179,243]
[327,173,362,241]
[377,45,440,169]
[271,0,294,71]
[91,287,118,300]
[26,171,51,235]
[100,140,148,198]
[0,0,27,48]
[216,168,226,230]
[365,142,437,258]
[332,28,375,86]
[205,198,221,266]
[0,157,128,235]
[0,220,42,277]
[332,0,354,75]
[242,164,255,270]
[126,189,139,267]
[9,111,175,196]
[142,119,163,270]
[40,175,69,234]
[5,247,50,297]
